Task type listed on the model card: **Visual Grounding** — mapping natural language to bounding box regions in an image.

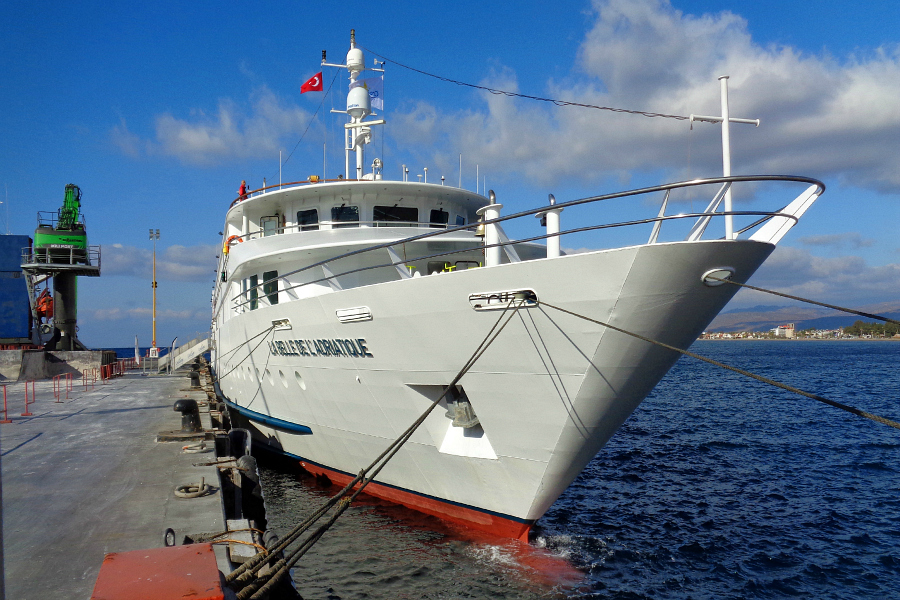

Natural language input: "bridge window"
[456,215,466,226]
[297,209,319,231]
[374,205,418,226]
[429,209,449,228]
[331,205,359,228]
[249,274,258,310]
[263,270,278,305]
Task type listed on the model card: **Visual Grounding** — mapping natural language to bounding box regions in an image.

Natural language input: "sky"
[1,0,898,347]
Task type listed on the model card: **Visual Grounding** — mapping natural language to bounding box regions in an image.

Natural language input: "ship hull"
[213,239,774,539]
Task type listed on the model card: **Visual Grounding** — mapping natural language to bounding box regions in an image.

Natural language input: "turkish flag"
[301,72,323,93]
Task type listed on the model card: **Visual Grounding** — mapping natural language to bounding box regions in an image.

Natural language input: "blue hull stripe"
[224,399,313,435]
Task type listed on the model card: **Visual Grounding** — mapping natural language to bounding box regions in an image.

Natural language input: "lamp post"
[150,228,159,354]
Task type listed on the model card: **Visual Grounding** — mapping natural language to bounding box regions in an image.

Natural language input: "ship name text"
[268,338,373,358]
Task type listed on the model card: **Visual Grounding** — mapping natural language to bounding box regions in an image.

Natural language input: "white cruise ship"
[211,31,824,541]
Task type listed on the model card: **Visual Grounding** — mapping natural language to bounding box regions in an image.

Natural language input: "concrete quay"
[1,371,230,599]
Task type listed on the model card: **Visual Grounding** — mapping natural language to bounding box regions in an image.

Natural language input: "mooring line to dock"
[538,301,900,431]
[214,325,277,366]
[226,300,527,599]
[212,325,277,383]
[704,275,900,326]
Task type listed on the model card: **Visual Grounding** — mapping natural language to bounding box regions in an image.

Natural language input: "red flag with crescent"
[301,72,323,93]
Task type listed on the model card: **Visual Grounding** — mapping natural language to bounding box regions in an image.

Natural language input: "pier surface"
[1,372,224,599]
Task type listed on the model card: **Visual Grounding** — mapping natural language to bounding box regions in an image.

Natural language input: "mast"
[323,30,385,180]
[690,76,759,240]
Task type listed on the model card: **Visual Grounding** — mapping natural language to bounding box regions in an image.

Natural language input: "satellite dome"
[347,85,371,119]
[346,47,364,76]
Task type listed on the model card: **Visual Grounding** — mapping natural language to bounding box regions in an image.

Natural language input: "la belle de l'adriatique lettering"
[268,338,374,358]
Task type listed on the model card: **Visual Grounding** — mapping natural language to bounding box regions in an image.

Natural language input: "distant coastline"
[698,336,900,341]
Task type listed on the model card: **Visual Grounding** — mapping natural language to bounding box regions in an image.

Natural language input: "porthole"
[294,371,307,390]
[264,369,273,385]
[279,370,289,388]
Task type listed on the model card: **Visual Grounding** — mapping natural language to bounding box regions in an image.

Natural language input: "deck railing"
[21,245,101,268]
[215,175,824,316]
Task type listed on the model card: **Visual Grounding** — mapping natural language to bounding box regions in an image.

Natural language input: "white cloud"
[390,0,900,193]
[86,307,208,321]
[109,118,147,157]
[101,243,217,281]
[112,87,314,165]
[799,232,874,249]
[729,245,900,308]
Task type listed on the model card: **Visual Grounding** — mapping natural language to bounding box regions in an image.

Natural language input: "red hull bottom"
[298,459,533,542]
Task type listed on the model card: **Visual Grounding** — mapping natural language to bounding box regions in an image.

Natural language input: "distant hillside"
[708,301,900,332]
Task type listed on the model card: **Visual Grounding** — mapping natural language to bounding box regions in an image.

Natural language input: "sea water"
[258,341,899,599]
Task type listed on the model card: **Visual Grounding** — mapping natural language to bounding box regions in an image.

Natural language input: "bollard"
[53,375,62,403]
[1,386,11,423]
[21,380,34,416]
[173,399,202,433]
[66,373,72,398]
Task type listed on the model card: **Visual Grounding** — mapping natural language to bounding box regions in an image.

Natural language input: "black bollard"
[173,399,202,433]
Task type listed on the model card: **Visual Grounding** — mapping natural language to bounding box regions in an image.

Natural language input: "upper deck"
[223,179,490,244]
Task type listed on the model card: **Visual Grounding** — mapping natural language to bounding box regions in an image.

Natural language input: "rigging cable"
[227,299,527,599]
[538,300,900,431]
[703,276,900,326]
[359,45,693,122]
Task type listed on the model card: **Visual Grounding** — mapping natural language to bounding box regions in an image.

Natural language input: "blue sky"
[1,0,898,347]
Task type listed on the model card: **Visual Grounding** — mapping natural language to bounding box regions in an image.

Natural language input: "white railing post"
[476,192,503,267]
[538,194,564,258]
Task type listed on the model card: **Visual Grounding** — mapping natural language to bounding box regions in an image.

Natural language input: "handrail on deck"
[217,175,824,314]
[224,220,459,245]
[230,177,364,208]
[21,245,102,269]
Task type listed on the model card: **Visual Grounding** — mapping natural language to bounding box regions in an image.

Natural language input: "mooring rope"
[538,301,900,431]
[227,300,527,598]
[215,325,277,364]
[211,325,277,384]
[705,276,900,326]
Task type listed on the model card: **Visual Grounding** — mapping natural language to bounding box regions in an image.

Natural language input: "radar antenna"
[322,30,386,180]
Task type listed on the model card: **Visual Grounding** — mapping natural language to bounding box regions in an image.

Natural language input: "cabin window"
[331,205,359,228]
[297,209,319,231]
[454,261,480,270]
[374,205,418,226]
[429,209,449,228]
[249,274,258,310]
[263,270,279,305]
[261,216,279,236]
[456,215,466,226]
